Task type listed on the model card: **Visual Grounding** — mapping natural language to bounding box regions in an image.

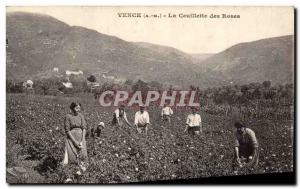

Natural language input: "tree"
[132,80,149,102]
[253,88,263,99]
[241,85,249,94]
[87,75,97,82]
[6,80,23,93]
[262,81,271,89]
[132,80,149,92]
[125,79,133,86]
[149,81,163,91]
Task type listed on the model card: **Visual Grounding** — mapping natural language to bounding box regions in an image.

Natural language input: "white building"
[53,67,59,72]
[66,70,83,76]
[102,74,115,80]
[23,80,34,89]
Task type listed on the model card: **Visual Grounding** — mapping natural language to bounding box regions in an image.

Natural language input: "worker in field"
[232,122,259,170]
[91,122,105,139]
[91,122,105,156]
[134,105,150,134]
[184,106,202,136]
[112,104,132,127]
[161,103,174,123]
[63,102,88,182]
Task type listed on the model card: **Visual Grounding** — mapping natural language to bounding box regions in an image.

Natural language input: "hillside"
[200,35,294,86]
[190,53,214,65]
[6,12,201,87]
[6,12,294,88]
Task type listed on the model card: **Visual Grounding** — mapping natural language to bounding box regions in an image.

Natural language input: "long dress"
[63,113,88,165]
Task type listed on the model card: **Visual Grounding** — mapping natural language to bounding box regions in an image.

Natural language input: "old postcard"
[6,6,294,184]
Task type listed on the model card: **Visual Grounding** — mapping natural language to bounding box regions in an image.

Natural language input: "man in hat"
[134,106,150,134]
[161,103,174,123]
[233,122,259,170]
[184,107,202,135]
[112,104,132,127]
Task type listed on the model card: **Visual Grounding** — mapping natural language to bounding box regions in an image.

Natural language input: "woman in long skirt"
[63,102,88,182]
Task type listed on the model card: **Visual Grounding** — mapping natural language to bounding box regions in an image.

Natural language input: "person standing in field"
[232,122,259,170]
[161,104,173,123]
[184,107,202,135]
[134,106,150,134]
[63,102,88,182]
[112,104,132,127]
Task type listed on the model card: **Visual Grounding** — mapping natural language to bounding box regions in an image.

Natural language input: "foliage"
[87,75,97,83]
[6,92,294,183]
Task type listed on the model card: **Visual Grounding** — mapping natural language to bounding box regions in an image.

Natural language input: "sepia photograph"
[5,6,295,184]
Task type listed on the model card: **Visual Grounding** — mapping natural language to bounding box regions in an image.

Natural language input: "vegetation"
[6,79,294,183]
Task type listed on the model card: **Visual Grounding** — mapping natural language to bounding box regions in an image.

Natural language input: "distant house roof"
[66,70,83,76]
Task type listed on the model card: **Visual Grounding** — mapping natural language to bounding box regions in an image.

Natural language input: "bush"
[6,80,24,93]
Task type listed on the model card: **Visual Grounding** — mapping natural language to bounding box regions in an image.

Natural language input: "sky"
[6,6,294,54]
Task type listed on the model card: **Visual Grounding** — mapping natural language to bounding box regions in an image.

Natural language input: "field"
[6,93,294,183]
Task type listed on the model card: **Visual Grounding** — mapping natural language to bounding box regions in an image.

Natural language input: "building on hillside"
[66,70,83,76]
[23,80,34,89]
[114,78,127,85]
[53,67,59,72]
[102,74,115,80]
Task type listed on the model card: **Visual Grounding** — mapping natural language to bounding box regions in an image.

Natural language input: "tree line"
[6,76,294,120]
